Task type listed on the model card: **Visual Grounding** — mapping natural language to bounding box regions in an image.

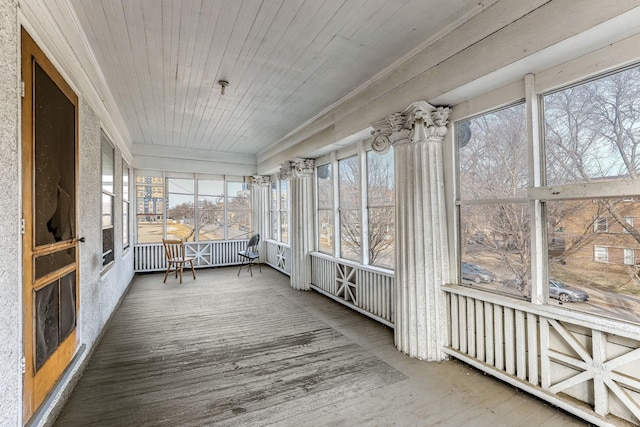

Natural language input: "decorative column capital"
[370,101,451,153]
[251,175,270,186]
[279,158,314,180]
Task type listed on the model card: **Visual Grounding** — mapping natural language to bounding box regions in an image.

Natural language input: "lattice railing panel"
[310,253,394,327]
[265,240,291,276]
[444,286,640,426]
[134,240,248,272]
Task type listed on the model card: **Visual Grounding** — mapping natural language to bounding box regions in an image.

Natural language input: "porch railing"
[265,240,291,276]
[134,240,249,272]
[310,252,394,327]
[443,285,640,426]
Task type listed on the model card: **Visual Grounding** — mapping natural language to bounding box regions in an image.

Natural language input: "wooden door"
[21,28,80,422]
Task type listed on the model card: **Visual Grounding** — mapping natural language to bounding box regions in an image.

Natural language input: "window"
[317,163,334,254]
[101,134,114,267]
[279,180,289,244]
[135,173,252,242]
[166,178,195,241]
[270,181,278,240]
[135,174,164,243]
[594,246,608,263]
[455,64,640,321]
[624,248,635,265]
[367,149,394,268]
[315,146,395,269]
[457,103,529,294]
[227,179,251,240]
[542,64,640,320]
[339,156,361,262]
[122,162,130,250]
[594,217,608,233]
[269,178,289,244]
[197,179,225,241]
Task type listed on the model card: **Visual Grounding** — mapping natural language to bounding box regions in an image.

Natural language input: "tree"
[459,104,532,295]
[367,150,394,267]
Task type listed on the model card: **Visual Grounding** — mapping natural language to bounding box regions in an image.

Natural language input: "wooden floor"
[54,266,588,426]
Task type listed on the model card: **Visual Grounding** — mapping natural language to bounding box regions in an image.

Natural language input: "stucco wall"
[0,0,21,424]
[77,100,134,347]
[0,3,135,423]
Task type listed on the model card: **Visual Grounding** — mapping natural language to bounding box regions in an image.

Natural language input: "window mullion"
[332,153,340,259]
[360,143,369,265]
[526,73,547,305]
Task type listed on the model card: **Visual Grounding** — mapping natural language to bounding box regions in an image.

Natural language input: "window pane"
[198,179,225,241]
[102,227,114,265]
[339,156,361,261]
[368,207,394,268]
[340,209,361,262]
[318,210,334,254]
[122,164,129,249]
[368,150,394,268]
[317,164,333,208]
[122,164,129,201]
[167,178,195,241]
[280,180,288,211]
[458,104,527,200]
[136,176,164,243]
[547,198,640,322]
[460,204,530,297]
[122,202,129,248]
[271,181,278,210]
[227,181,251,240]
[271,210,278,240]
[339,156,360,209]
[280,211,288,244]
[544,66,640,185]
[101,136,114,193]
[102,193,113,227]
[367,150,394,206]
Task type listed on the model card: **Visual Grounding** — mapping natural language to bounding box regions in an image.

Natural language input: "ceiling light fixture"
[218,79,229,95]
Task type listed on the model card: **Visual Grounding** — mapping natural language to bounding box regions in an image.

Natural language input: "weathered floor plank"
[54,267,587,426]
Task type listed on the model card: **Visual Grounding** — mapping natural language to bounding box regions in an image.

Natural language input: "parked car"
[549,279,589,303]
[461,262,496,283]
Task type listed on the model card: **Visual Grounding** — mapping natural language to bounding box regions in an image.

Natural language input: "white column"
[371,101,451,361]
[251,175,270,259]
[281,159,315,290]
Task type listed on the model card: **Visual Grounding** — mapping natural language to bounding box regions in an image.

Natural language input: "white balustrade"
[265,240,291,275]
[310,252,394,327]
[134,240,249,272]
[443,285,640,426]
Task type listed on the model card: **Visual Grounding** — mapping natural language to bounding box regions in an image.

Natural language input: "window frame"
[624,248,635,265]
[135,172,252,244]
[122,161,130,251]
[101,133,115,269]
[594,216,608,233]
[452,60,640,322]
[269,177,290,244]
[594,246,609,263]
[314,142,395,271]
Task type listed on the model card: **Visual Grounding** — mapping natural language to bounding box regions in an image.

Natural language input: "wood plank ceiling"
[68,0,492,157]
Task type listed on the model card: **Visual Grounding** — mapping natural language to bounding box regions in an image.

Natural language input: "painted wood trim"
[443,285,640,340]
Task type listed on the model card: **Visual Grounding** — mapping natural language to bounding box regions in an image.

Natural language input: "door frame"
[21,27,80,422]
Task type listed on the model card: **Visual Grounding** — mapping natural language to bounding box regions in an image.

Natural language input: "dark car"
[549,279,589,302]
[461,262,496,284]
